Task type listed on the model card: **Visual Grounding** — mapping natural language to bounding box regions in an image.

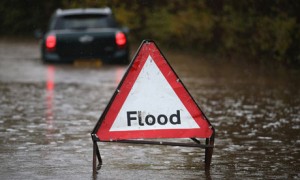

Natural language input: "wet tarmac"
[0,38,299,179]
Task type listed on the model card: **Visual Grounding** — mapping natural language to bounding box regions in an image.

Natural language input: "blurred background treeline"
[1,0,299,65]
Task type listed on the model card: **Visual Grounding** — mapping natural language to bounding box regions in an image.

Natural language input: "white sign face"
[110,55,200,131]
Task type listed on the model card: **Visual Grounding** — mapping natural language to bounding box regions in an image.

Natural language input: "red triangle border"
[92,40,213,141]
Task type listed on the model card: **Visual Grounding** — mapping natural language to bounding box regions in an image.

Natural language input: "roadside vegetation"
[1,0,299,65]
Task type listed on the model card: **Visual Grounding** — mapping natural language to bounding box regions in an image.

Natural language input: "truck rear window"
[53,14,118,30]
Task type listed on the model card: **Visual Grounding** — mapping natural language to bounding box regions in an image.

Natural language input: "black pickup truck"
[40,8,130,64]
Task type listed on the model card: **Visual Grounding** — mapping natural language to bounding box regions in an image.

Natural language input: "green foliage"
[253,15,297,61]
[0,0,299,64]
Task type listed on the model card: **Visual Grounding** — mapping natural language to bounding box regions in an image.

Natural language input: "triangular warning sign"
[92,40,213,141]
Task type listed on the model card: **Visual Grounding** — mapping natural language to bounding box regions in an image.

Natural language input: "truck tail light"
[115,32,126,48]
[46,34,56,51]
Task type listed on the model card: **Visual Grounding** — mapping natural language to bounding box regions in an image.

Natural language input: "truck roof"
[55,8,112,17]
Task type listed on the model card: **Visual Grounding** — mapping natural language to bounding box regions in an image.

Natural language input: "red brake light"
[46,35,56,51]
[115,32,126,47]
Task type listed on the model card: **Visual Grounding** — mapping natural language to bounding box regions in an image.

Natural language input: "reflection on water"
[46,66,55,141]
[115,67,125,85]
[0,40,299,179]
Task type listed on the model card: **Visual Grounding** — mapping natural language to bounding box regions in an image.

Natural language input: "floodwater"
[0,39,299,179]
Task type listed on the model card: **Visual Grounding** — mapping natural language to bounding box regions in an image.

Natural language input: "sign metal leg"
[93,140,102,176]
[93,141,97,175]
[205,135,214,171]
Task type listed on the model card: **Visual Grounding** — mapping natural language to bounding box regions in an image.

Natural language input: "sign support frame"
[91,40,215,174]
[91,134,215,174]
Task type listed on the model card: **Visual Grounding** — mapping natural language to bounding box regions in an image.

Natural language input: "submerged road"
[0,38,299,179]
